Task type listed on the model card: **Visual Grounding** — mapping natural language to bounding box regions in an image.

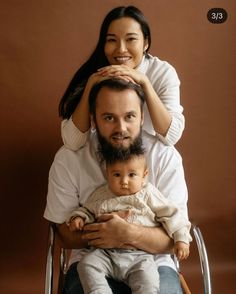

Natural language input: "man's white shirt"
[44,130,188,269]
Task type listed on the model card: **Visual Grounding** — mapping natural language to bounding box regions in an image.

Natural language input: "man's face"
[92,86,143,150]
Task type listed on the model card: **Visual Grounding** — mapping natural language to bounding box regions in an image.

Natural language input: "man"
[44,78,188,293]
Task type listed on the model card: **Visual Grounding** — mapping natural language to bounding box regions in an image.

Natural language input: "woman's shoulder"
[144,54,177,74]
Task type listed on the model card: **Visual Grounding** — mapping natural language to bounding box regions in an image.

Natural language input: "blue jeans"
[62,262,183,294]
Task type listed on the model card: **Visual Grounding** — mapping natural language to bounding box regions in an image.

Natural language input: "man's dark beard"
[96,128,145,164]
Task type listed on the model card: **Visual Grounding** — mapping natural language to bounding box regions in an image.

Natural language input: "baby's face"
[106,157,148,196]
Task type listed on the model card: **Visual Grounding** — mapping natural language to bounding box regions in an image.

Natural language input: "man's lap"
[62,262,183,294]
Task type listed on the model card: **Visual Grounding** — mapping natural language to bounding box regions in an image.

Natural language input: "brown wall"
[1,0,235,293]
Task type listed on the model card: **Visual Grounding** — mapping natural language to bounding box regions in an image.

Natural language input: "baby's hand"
[69,216,85,231]
[111,209,133,221]
[174,242,190,261]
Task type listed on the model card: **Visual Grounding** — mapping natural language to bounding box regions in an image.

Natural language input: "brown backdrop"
[1,0,235,293]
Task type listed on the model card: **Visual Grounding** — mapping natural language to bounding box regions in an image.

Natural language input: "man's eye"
[104,116,113,121]
[126,114,135,120]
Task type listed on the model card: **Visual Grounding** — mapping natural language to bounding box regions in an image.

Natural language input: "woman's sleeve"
[151,61,185,145]
[61,117,89,151]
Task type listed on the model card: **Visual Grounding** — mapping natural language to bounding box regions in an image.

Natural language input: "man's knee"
[62,263,84,294]
[158,266,183,294]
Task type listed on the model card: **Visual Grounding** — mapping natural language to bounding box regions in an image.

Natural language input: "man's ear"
[91,115,96,130]
[141,112,144,126]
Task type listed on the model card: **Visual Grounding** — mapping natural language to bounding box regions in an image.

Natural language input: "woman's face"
[104,17,148,69]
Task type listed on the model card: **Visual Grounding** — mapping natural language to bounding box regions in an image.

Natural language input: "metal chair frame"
[45,223,212,294]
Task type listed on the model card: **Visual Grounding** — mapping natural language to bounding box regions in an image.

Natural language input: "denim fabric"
[158,266,183,294]
[62,262,182,294]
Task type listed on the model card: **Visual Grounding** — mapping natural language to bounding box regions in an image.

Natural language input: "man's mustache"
[111,132,130,138]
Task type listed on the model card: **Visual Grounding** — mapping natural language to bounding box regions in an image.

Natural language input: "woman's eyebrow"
[106,32,139,36]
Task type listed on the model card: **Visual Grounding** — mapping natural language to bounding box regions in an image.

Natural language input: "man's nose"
[115,119,127,132]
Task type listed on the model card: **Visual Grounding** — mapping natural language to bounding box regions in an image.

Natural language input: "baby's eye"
[113,173,120,177]
[129,173,137,177]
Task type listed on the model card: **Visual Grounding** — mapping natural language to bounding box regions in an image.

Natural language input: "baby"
[67,151,191,294]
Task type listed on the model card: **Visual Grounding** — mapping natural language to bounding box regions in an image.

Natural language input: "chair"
[45,223,212,294]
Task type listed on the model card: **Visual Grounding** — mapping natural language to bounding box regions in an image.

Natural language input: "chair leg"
[192,225,212,294]
[179,272,191,294]
[45,223,55,294]
[57,248,67,294]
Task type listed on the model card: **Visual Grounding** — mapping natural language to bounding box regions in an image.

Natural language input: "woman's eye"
[127,37,137,42]
[106,38,116,42]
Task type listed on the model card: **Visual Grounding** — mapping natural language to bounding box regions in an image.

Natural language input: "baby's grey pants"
[78,248,159,294]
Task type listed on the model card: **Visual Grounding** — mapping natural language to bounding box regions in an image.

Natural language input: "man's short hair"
[88,78,145,117]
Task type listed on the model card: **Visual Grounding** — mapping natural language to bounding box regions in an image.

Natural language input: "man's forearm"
[56,223,88,249]
[83,214,174,254]
[125,223,174,254]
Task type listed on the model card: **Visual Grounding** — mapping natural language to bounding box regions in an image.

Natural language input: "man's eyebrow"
[102,112,113,116]
[101,111,137,116]
[126,111,137,115]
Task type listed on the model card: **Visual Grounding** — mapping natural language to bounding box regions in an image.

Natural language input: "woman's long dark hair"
[59,6,151,119]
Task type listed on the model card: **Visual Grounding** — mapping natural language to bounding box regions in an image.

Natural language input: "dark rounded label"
[207,8,228,24]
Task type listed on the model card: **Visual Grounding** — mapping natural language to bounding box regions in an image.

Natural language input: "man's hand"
[82,213,135,249]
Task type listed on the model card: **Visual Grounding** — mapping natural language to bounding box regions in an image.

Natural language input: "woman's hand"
[98,65,147,86]
[87,70,135,87]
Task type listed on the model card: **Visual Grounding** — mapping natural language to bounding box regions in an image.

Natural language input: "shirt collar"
[135,54,149,74]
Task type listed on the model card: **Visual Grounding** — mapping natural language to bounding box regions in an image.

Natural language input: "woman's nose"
[117,40,127,52]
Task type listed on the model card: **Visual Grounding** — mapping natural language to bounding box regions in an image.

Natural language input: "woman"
[59,6,184,149]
